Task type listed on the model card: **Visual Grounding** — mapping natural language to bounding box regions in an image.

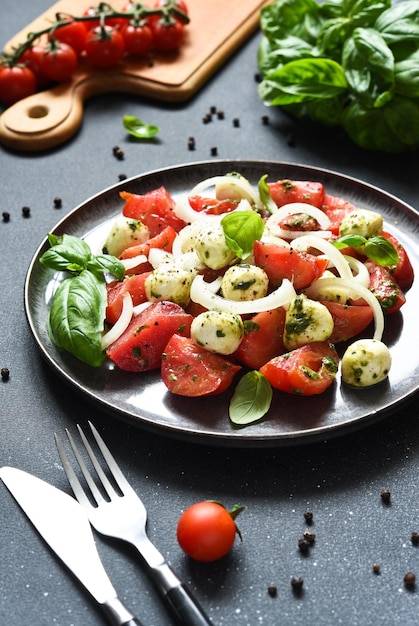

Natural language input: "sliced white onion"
[148,247,173,268]
[343,255,370,287]
[189,175,261,207]
[266,202,331,229]
[101,292,133,350]
[260,234,291,248]
[190,274,296,315]
[304,277,384,341]
[290,235,353,281]
[268,226,333,240]
[120,254,148,271]
[174,196,253,224]
[132,301,153,316]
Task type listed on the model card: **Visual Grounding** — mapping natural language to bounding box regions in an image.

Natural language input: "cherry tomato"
[177,502,240,562]
[85,26,126,68]
[120,22,154,55]
[82,6,126,31]
[151,20,185,52]
[260,341,339,396]
[147,0,189,25]
[19,45,50,88]
[41,42,78,82]
[52,20,87,56]
[0,65,36,105]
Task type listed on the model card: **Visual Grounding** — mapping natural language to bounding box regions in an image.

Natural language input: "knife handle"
[102,597,145,626]
[165,584,212,626]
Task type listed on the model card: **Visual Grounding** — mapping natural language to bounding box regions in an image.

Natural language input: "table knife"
[0,466,144,626]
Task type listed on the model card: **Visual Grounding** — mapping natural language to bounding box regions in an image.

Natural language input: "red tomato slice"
[233,308,286,369]
[367,262,406,314]
[188,196,240,215]
[260,342,339,396]
[106,272,151,324]
[320,301,374,343]
[268,180,325,208]
[381,231,414,291]
[161,334,241,397]
[119,225,177,260]
[106,301,193,371]
[321,194,356,235]
[120,187,187,237]
[253,240,328,290]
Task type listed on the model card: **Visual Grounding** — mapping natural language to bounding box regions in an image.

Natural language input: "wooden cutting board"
[0,0,267,151]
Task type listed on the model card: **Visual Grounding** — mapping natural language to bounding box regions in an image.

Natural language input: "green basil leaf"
[364,236,399,266]
[257,175,278,214]
[375,0,419,46]
[48,270,106,367]
[87,254,125,280]
[260,0,321,43]
[229,371,273,426]
[221,211,265,259]
[123,115,160,139]
[40,234,92,272]
[265,58,348,100]
[334,234,367,248]
[394,51,419,98]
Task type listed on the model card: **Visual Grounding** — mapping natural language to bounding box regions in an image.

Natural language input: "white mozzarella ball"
[220,264,269,301]
[339,208,383,238]
[191,310,244,355]
[145,263,193,308]
[284,294,334,350]
[103,215,150,257]
[194,223,237,270]
[341,338,392,387]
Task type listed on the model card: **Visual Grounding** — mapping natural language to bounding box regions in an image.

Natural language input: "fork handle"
[165,584,212,626]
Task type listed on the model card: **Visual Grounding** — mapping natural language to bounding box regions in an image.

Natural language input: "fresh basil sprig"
[333,234,399,266]
[229,371,273,425]
[257,0,419,153]
[258,174,279,214]
[221,210,265,259]
[40,234,125,367]
[123,115,160,139]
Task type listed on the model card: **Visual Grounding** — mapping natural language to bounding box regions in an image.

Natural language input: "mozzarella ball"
[103,215,150,257]
[194,223,237,270]
[220,264,269,301]
[341,338,392,387]
[191,310,244,355]
[284,294,334,350]
[339,209,383,238]
[145,263,193,308]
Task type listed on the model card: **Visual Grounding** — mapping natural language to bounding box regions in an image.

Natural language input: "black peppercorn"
[303,530,316,545]
[267,584,277,597]
[113,146,124,160]
[216,110,225,120]
[53,197,62,209]
[22,206,30,218]
[2,211,10,222]
[298,538,311,553]
[188,137,196,151]
[380,489,391,503]
[411,532,419,546]
[303,511,313,525]
[210,147,218,157]
[233,118,240,128]
[291,577,304,594]
[372,563,380,575]
[118,173,127,181]
[1,367,10,381]
[202,113,212,124]
[404,572,416,589]
[261,115,270,126]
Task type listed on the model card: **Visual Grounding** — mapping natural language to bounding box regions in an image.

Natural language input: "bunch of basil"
[257,0,419,152]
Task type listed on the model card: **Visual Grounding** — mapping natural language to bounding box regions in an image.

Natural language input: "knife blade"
[0,466,144,626]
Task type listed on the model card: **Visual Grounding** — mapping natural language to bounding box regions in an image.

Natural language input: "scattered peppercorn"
[372,563,380,575]
[303,511,314,525]
[210,146,218,156]
[298,538,311,554]
[210,106,217,114]
[202,113,212,124]
[291,577,304,594]
[411,532,419,546]
[254,72,262,82]
[261,115,270,126]
[113,146,124,160]
[22,206,30,218]
[380,489,391,503]
[267,584,277,597]
[188,137,196,151]
[233,118,240,128]
[1,367,10,381]
[404,572,416,589]
[217,110,225,120]
[118,173,127,181]
[53,197,62,209]
[303,530,316,545]
[2,211,10,222]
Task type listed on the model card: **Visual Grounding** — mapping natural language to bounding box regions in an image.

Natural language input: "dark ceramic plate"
[24,160,419,447]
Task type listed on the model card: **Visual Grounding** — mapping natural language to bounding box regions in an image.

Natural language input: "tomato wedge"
[106,272,151,324]
[320,194,356,235]
[121,187,187,237]
[367,262,406,314]
[188,196,240,215]
[260,342,339,396]
[119,225,177,261]
[162,334,241,397]
[233,308,286,369]
[253,241,328,290]
[381,231,414,291]
[268,180,325,208]
[320,301,374,343]
[106,301,193,371]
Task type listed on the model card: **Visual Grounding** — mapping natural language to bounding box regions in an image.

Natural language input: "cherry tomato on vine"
[85,26,126,68]
[40,42,78,82]
[152,20,185,52]
[120,22,153,55]
[176,501,244,562]
[52,20,87,56]
[82,6,126,31]
[0,65,36,105]
[19,45,50,88]
[153,0,189,16]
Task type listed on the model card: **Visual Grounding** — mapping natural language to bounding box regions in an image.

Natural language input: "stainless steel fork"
[55,422,212,626]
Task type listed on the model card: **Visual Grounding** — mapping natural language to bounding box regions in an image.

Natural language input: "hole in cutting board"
[27,105,49,119]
